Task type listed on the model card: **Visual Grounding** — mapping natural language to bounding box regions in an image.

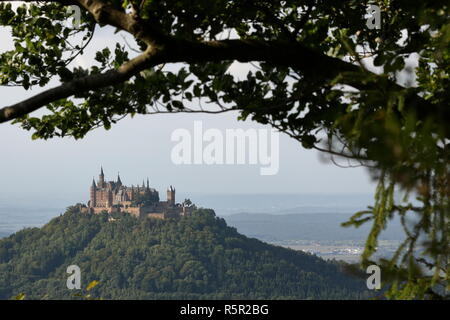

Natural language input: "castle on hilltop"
[82,167,193,219]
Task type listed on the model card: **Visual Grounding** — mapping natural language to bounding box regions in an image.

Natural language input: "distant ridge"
[224,212,404,241]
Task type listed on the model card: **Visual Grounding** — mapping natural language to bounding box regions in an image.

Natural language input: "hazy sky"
[0,21,376,207]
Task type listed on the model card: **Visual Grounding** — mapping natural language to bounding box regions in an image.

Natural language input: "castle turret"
[167,185,175,206]
[146,178,150,190]
[90,177,97,207]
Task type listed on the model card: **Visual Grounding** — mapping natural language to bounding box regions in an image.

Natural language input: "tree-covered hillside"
[0,207,369,299]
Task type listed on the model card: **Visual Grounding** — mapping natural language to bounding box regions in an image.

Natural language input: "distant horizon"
[0,191,374,207]
[0,192,376,219]
[0,192,400,243]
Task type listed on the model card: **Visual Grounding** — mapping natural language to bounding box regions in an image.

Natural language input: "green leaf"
[14,293,26,300]
[86,280,99,291]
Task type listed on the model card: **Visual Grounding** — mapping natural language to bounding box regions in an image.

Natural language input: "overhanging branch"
[0,0,447,135]
[0,47,161,123]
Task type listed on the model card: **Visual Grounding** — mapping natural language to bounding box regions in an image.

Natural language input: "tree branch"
[0,47,162,123]
[1,37,447,130]
[76,0,167,45]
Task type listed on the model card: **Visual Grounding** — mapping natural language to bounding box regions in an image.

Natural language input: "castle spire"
[91,177,96,188]
[142,180,145,188]
[98,166,105,187]
[147,178,149,189]
[117,172,122,185]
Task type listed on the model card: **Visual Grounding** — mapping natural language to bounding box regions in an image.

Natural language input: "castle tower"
[90,177,97,207]
[99,166,105,188]
[146,178,150,190]
[167,186,175,206]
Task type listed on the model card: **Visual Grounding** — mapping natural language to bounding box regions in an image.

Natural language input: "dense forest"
[0,207,370,299]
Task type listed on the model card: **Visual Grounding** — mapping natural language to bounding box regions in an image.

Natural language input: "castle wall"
[122,207,143,218]
[147,213,165,219]
[89,207,119,214]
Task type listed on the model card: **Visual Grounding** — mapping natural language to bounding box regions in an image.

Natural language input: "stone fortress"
[82,167,193,219]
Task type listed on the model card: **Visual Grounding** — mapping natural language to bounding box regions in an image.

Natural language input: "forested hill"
[0,207,369,299]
